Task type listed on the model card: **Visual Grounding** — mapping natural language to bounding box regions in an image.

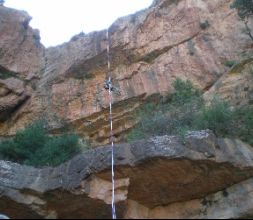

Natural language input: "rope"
[106,29,117,220]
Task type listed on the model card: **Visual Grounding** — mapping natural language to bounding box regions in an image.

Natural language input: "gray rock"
[1,131,253,219]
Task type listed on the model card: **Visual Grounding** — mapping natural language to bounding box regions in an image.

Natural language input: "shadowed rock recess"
[1,131,253,219]
[1,0,253,219]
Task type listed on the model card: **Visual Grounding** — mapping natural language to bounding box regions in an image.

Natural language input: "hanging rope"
[105,29,117,220]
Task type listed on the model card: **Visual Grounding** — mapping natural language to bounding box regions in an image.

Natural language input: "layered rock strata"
[0,0,252,145]
[1,131,253,219]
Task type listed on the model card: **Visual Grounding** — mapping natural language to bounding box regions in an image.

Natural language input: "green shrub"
[231,0,253,41]
[249,66,253,76]
[233,106,253,145]
[26,134,80,167]
[194,100,253,144]
[127,79,203,141]
[0,121,84,167]
[199,20,210,30]
[0,69,19,79]
[224,60,237,68]
[171,78,202,105]
[127,103,159,141]
[194,99,234,136]
[127,128,146,142]
[231,0,253,20]
[127,78,253,146]
[0,121,47,163]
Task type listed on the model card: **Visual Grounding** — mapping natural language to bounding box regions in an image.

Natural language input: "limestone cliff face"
[0,5,45,134]
[1,1,253,219]
[0,0,252,146]
[204,58,253,107]
[0,6,44,78]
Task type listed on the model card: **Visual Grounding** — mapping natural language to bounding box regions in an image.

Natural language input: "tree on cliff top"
[231,0,253,41]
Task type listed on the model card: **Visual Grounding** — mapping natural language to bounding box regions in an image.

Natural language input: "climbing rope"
[105,29,117,220]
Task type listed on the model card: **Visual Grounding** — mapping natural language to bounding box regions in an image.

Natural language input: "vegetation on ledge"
[127,78,253,145]
[0,121,89,167]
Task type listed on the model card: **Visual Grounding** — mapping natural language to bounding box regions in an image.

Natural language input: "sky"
[5,0,154,47]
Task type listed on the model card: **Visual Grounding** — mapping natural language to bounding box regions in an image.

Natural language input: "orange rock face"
[0,0,252,145]
[0,6,44,78]
[204,58,253,107]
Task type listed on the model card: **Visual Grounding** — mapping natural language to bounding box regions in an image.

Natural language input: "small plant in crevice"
[224,60,238,68]
[187,40,196,56]
[0,71,18,80]
[200,20,210,30]
[0,120,89,167]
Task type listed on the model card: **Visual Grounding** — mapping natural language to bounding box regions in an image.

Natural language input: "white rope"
[106,30,117,220]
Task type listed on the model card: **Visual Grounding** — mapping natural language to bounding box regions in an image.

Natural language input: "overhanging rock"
[1,130,253,219]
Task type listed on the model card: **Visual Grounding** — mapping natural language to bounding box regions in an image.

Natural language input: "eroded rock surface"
[0,5,44,132]
[0,6,44,78]
[1,1,253,218]
[204,58,253,107]
[0,0,252,145]
[1,131,253,219]
[127,178,253,219]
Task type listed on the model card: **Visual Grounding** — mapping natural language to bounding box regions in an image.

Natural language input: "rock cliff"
[0,0,252,146]
[1,131,253,219]
[1,0,253,219]
[204,58,253,107]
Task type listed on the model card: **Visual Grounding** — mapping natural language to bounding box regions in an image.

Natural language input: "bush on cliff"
[127,79,203,141]
[194,98,234,136]
[0,120,83,167]
[231,0,253,21]
[231,0,253,41]
[233,106,253,145]
[127,78,253,146]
